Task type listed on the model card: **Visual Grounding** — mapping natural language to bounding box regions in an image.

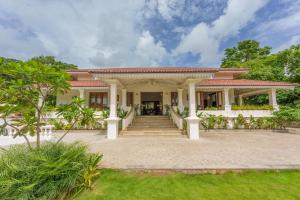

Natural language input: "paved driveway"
[54,130,300,170]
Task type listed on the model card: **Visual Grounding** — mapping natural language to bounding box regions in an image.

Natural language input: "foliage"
[231,104,273,110]
[56,97,100,134]
[76,169,300,200]
[0,142,102,200]
[221,40,271,68]
[117,107,128,119]
[48,119,65,130]
[0,58,70,148]
[204,106,224,110]
[273,105,300,128]
[221,40,300,106]
[101,108,110,119]
[215,115,228,129]
[197,113,227,129]
[177,107,189,118]
[164,104,170,115]
[234,114,247,129]
[29,55,78,70]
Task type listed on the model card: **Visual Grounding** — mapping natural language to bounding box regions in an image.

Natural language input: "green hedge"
[231,105,273,110]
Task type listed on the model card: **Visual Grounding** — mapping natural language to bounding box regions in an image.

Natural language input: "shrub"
[204,107,224,110]
[117,107,128,119]
[178,107,189,118]
[234,114,246,129]
[231,105,273,110]
[215,115,228,129]
[0,142,102,200]
[101,109,110,119]
[273,105,300,128]
[49,119,65,130]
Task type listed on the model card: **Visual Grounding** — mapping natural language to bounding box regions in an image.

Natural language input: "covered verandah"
[58,76,295,140]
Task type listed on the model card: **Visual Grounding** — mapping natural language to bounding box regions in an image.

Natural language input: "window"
[89,92,108,109]
[197,91,223,110]
[171,92,178,106]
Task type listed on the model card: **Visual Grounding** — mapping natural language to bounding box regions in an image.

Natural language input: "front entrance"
[141,92,163,115]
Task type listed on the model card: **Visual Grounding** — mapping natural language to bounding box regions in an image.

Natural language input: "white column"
[177,88,184,112]
[121,89,127,109]
[239,95,243,106]
[269,88,279,111]
[79,89,85,106]
[79,89,84,99]
[106,81,120,139]
[185,81,200,140]
[224,88,231,111]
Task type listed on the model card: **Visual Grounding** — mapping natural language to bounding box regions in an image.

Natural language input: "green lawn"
[76,169,300,200]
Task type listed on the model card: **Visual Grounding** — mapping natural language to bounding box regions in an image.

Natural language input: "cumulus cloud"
[173,0,268,66]
[0,0,167,67]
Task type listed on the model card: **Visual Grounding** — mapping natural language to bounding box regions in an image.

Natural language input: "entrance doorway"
[141,92,163,115]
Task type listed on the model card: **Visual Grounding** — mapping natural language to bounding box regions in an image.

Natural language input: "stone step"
[128,125,176,129]
[120,130,183,136]
[122,115,181,136]
[119,134,187,138]
[133,120,173,125]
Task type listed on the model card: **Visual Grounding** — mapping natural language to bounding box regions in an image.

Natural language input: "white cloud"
[273,35,300,52]
[135,31,167,66]
[256,12,300,40]
[0,0,167,67]
[173,0,268,66]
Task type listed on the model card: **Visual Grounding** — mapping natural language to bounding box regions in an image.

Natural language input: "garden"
[1,38,300,200]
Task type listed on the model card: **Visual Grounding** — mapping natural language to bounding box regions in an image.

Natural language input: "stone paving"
[54,129,300,170]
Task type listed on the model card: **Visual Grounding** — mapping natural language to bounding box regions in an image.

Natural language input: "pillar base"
[106,117,120,139]
[185,117,200,140]
[224,105,231,112]
[273,105,279,111]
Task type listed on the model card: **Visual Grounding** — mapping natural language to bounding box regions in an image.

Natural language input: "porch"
[55,77,294,140]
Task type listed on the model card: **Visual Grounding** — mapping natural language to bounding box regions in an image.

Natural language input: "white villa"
[56,67,296,140]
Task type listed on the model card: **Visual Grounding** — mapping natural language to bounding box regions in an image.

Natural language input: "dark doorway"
[141,92,163,115]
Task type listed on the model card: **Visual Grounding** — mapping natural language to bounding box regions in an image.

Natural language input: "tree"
[30,55,78,70]
[221,40,300,106]
[221,40,271,68]
[0,58,71,149]
[276,44,300,83]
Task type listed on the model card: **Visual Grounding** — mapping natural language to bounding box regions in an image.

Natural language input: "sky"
[0,0,299,68]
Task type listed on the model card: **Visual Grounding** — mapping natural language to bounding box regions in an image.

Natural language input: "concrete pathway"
[54,130,300,170]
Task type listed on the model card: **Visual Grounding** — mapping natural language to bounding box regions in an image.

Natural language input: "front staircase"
[120,115,184,137]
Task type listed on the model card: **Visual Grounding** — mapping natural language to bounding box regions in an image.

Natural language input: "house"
[56,67,296,140]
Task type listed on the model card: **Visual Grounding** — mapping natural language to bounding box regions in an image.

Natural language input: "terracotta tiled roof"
[68,67,248,73]
[197,79,296,87]
[70,80,108,87]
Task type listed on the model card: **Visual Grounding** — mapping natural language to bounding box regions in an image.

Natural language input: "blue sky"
[0,0,299,68]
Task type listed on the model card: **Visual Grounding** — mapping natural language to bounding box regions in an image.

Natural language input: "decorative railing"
[0,125,53,146]
[121,106,135,130]
[170,106,183,130]
[196,110,273,118]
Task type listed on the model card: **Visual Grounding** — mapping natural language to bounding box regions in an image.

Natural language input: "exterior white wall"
[56,88,109,107]
[56,90,79,105]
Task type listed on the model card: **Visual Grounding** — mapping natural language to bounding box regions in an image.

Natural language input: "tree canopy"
[221,40,271,68]
[29,56,78,70]
[221,40,300,106]
[0,58,71,148]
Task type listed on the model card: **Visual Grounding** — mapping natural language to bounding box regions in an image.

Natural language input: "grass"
[75,169,300,200]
